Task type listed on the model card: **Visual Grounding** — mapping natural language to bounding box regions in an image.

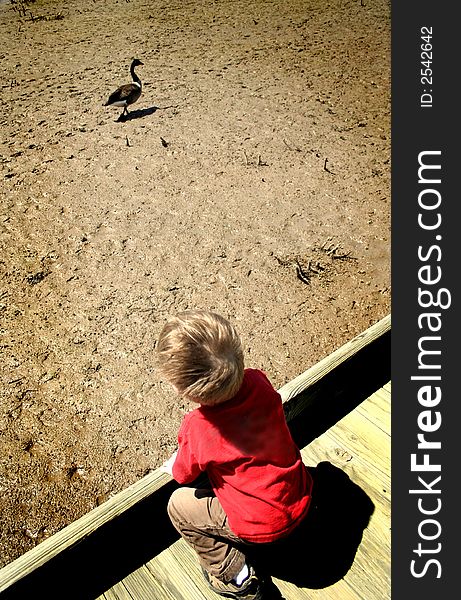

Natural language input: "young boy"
[157,310,313,599]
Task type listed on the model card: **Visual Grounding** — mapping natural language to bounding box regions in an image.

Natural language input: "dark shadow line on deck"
[2,329,389,599]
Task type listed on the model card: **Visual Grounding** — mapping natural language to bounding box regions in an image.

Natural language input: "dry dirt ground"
[0,0,390,567]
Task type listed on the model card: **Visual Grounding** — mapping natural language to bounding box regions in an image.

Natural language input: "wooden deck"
[97,382,390,600]
[0,315,390,600]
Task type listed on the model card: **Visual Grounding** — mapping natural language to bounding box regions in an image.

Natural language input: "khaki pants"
[167,487,247,583]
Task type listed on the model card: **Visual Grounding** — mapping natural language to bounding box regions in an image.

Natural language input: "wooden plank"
[341,547,390,600]
[121,565,176,600]
[168,540,223,599]
[359,528,391,577]
[143,554,187,600]
[331,412,389,479]
[353,498,391,575]
[96,581,133,600]
[295,388,390,600]
[356,388,390,434]
[145,543,212,600]
[278,315,390,406]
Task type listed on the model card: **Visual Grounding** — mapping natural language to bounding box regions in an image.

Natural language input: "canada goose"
[104,58,143,119]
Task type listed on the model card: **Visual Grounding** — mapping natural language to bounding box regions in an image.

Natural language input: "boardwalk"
[0,316,390,600]
[97,383,390,600]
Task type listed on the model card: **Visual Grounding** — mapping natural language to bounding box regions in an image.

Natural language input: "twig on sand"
[323,158,334,174]
[282,138,302,152]
[321,239,356,261]
[243,151,268,167]
[295,259,311,285]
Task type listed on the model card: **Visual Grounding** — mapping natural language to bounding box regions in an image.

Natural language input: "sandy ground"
[0,0,390,567]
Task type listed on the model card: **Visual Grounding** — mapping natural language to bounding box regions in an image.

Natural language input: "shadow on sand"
[247,461,375,598]
[116,105,160,122]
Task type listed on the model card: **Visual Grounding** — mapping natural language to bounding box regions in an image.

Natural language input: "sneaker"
[201,565,263,599]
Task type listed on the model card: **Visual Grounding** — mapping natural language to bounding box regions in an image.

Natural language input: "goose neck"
[131,64,142,86]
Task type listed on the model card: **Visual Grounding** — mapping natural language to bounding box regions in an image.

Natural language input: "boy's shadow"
[246,461,374,592]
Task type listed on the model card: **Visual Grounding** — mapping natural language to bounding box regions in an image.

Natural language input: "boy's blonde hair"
[156,310,244,405]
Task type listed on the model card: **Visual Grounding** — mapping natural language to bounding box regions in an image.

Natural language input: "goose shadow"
[245,461,375,595]
[116,105,160,122]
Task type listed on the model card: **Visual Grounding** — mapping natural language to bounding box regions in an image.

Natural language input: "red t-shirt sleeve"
[172,417,203,484]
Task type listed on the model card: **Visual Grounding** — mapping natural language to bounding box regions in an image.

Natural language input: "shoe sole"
[201,567,264,599]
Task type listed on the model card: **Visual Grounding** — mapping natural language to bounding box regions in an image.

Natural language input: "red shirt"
[172,368,313,543]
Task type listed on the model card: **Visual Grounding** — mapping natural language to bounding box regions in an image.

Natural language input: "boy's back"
[172,368,312,543]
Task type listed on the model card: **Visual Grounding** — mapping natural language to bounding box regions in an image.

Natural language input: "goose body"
[104,58,143,118]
